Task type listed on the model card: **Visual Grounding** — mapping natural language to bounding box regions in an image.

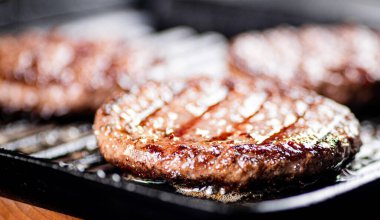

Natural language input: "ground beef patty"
[0,31,155,117]
[229,24,380,108]
[94,76,361,189]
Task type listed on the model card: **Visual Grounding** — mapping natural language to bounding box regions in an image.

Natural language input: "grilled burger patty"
[230,24,380,107]
[94,76,361,188]
[0,31,155,117]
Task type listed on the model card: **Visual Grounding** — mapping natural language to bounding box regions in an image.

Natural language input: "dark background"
[2,0,380,36]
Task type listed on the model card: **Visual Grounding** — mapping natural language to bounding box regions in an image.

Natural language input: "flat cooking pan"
[1,1,380,219]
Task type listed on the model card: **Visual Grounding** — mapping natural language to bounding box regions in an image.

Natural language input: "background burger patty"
[0,31,155,117]
[94,76,361,189]
[229,24,380,108]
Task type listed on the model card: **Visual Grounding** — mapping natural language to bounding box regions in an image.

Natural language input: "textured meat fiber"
[94,76,361,189]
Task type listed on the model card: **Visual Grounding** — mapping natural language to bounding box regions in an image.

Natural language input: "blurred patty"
[0,30,156,117]
[229,24,380,108]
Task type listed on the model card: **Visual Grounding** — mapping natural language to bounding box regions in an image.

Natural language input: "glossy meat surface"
[94,76,361,188]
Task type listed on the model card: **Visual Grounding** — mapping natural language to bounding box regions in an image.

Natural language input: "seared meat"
[229,24,380,107]
[94,76,361,189]
[0,31,156,117]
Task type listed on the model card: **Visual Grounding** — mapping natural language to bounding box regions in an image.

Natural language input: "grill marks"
[173,79,236,137]
[183,86,270,141]
[259,103,308,145]
[257,89,318,145]
[105,81,184,133]
[171,79,281,141]
[120,78,328,148]
[95,77,361,189]
[273,98,352,151]
[225,90,305,144]
[116,77,323,147]
[139,78,229,138]
[138,82,189,127]
[174,97,227,137]
[215,92,270,141]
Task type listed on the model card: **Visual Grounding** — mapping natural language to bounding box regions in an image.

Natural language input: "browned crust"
[94,77,361,189]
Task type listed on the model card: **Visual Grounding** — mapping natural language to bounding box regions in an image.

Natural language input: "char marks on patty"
[94,76,361,189]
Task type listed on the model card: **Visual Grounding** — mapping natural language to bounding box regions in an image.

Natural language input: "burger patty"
[94,76,361,189]
[229,24,380,107]
[0,31,156,117]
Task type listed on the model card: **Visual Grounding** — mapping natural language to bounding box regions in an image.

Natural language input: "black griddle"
[1,1,380,219]
[1,118,380,219]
